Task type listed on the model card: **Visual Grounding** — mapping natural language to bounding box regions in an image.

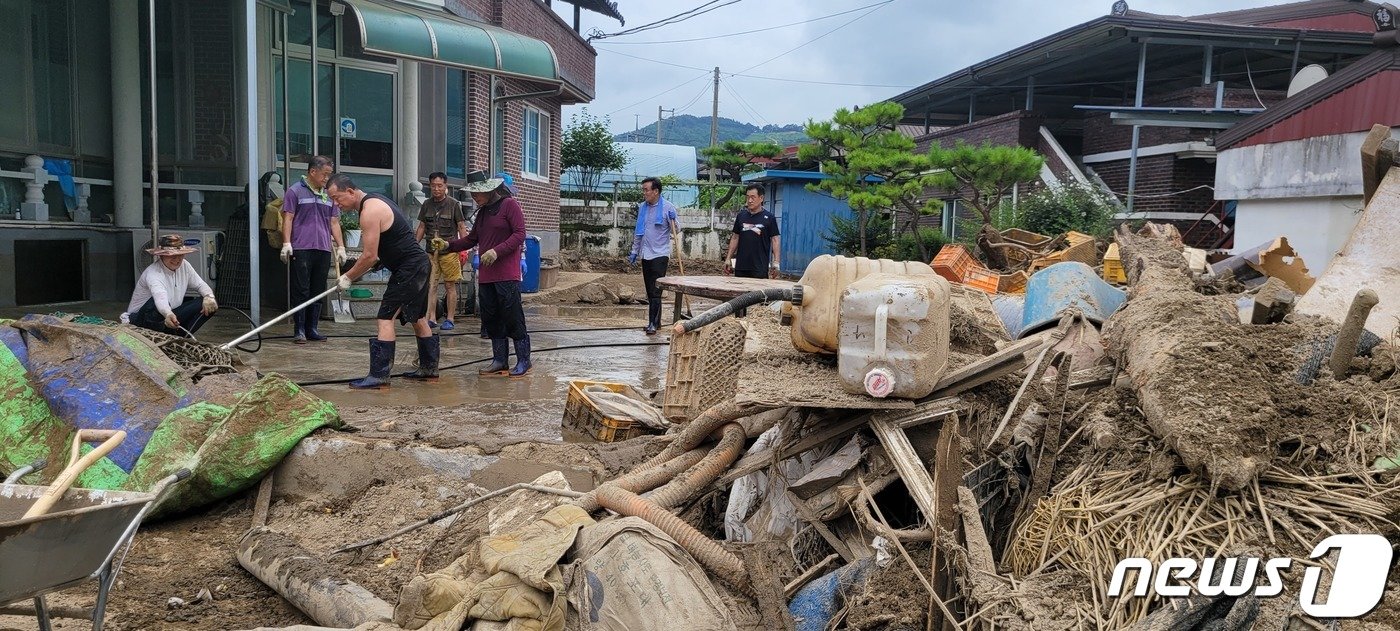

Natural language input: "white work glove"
[280,242,293,264]
[480,248,498,266]
[201,295,218,316]
[163,312,180,330]
[335,246,347,268]
[337,274,352,291]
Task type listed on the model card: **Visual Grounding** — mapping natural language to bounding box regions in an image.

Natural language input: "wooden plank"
[655,275,793,301]
[987,343,1055,449]
[869,417,940,524]
[251,472,276,529]
[784,489,856,563]
[921,336,1044,401]
[957,486,996,576]
[929,414,962,631]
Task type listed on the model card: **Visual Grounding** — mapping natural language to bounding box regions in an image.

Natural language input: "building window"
[522,106,548,179]
[445,68,466,179]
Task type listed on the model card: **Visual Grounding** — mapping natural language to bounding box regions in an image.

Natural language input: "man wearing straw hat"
[123,233,219,335]
[329,173,437,389]
[444,170,531,377]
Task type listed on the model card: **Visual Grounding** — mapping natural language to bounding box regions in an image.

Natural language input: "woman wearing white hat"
[123,233,218,335]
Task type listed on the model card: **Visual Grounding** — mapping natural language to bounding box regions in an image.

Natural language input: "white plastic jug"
[786,255,937,354]
[838,273,951,399]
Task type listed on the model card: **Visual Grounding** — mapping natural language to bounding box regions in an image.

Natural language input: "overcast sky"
[554,0,1280,135]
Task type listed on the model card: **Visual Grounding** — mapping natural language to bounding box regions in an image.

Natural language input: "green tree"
[562,109,628,206]
[699,140,781,208]
[823,212,894,257]
[1018,180,1116,238]
[800,101,944,259]
[926,140,1043,269]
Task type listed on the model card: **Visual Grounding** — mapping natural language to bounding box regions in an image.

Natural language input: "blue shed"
[741,170,856,275]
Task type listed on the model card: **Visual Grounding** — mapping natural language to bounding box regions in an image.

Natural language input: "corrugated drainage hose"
[676,286,801,334]
[594,485,752,596]
[644,399,769,469]
[646,423,747,509]
[574,447,708,512]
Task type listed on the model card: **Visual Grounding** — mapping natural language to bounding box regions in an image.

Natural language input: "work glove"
[337,274,353,291]
[480,248,498,267]
[628,252,639,266]
[280,242,293,264]
[163,312,180,330]
[201,296,218,316]
[335,246,348,267]
[430,237,448,253]
[769,264,780,280]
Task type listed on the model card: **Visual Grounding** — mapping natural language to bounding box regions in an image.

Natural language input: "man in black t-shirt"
[726,183,781,279]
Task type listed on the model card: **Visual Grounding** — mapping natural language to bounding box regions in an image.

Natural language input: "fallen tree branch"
[330,482,582,555]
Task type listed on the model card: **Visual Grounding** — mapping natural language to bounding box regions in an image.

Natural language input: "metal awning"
[257,0,293,13]
[340,0,559,83]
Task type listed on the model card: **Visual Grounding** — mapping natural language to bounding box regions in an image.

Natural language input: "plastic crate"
[1030,231,1098,271]
[962,267,1000,295]
[997,270,1029,295]
[1102,243,1126,284]
[563,380,659,442]
[932,244,978,283]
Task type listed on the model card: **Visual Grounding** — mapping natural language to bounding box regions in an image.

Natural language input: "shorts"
[378,258,431,324]
[431,250,463,282]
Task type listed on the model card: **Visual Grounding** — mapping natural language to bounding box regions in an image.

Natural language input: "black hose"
[178,306,263,353]
[255,325,643,342]
[678,287,799,334]
[293,340,671,386]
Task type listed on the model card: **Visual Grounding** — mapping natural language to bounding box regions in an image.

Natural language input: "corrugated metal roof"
[1216,49,1400,148]
[1262,13,1379,32]
[1187,0,1381,28]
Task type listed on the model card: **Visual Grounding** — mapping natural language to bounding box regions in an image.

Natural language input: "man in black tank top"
[328,174,437,389]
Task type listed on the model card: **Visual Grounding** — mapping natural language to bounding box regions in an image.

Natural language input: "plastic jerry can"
[838,273,951,399]
[785,255,938,354]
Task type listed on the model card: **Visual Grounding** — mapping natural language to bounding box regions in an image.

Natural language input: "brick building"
[888,0,1381,250]
[0,0,620,312]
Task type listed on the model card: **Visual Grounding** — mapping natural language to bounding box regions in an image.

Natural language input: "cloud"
[562,0,1275,134]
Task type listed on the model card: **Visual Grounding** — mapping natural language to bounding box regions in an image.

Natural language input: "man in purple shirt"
[629,177,679,335]
[446,170,531,377]
[280,155,346,343]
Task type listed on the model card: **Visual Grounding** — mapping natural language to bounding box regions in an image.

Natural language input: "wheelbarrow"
[1,429,190,631]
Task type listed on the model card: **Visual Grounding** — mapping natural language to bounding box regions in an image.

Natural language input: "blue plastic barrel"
[522,235,542,293]
[1020,262,1126,337]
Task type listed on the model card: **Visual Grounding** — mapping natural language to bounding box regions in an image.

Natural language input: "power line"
[589,0,744,42]
[604,71,711,118]
[676,79,713,114]
[600,1,893,45]
[722,80,769,127]
[600,47,911,88]
[595,47,710,72]
[734,0,894,75]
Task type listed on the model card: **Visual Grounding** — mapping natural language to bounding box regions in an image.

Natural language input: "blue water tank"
[522,235,542,293]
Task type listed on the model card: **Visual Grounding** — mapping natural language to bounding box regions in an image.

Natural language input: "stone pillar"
[19,155,49,221]
[188,190,206,227]
[73,183,92,223]
[399,60,420,200]
[112,0,143,228]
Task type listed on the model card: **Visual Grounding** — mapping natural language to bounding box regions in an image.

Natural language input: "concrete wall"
[1233,196,1363,269]
[560,200,730,260]
[1215,132,1371,200]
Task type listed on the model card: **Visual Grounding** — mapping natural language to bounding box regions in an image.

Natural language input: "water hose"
[594,485,752,596]
[673,286,801,335]
[646,423,747,509]
[574,447,708,512]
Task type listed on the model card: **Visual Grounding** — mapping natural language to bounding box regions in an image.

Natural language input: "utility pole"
[709,67,720,223]
[633,114,640,143]
[656,106,674,144]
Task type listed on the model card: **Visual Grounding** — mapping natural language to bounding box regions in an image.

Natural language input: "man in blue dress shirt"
[629,177,679,335]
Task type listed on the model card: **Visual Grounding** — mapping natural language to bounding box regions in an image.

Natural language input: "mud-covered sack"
[0,316,339,515]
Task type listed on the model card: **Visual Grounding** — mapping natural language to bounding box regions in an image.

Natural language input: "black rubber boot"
[479,338,510,376]
[404,335,440,380]
[292,310,307,344]
[647,301,662,334]
[509,335,532,377]
[305,303,327,341]
[349,339,394,389]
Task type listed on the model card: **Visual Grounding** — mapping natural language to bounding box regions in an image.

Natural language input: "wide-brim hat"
[463,169,504,193]
[146,233,197,256]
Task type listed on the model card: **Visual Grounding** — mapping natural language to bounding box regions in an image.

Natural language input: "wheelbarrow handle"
[23,430,128,520]
[70,430,125,465]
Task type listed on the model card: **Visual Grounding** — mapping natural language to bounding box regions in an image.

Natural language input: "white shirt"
[126,260,214,317]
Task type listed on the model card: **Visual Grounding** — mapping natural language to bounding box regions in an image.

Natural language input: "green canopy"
[341,0,560,83]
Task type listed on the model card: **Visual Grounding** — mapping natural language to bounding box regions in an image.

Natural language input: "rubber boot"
[349,339,394,389]
[292,310,307,344]
[509,335,532,377]
[403,335,440,380]
[305,303,327,341]
[646,301,662,334]
[479,338,510,376]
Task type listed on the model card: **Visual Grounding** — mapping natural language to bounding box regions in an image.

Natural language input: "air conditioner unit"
[131,228,224,296]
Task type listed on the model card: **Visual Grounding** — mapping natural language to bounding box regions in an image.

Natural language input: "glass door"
[335,66,394,197]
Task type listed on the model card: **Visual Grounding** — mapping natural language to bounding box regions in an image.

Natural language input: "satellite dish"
[1287,64,1329,97]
